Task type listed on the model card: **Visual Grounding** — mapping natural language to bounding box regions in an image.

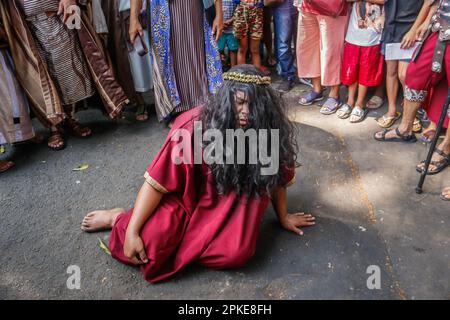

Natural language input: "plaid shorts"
[233,4,263,40]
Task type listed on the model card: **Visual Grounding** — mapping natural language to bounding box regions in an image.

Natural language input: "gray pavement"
[0,83,448,300]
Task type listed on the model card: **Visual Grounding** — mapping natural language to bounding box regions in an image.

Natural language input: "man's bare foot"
[81,208,125,233]
[441,187,450,201]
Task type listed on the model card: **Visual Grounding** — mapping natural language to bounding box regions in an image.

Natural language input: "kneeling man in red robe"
[81,64,316,283]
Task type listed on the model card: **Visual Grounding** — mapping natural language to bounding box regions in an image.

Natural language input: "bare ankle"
[110,208,125,226]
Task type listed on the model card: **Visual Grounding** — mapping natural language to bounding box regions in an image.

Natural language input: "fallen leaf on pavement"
[98,238,111,256]
[73,164,89,172]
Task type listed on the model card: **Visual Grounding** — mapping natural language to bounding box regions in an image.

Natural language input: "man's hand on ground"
[280,213,316,236]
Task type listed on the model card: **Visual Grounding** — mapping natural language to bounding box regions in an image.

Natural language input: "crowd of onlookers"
[0,0,449,200]
[216,0,449,200]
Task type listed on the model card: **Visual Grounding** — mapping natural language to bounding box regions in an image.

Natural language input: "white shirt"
[345,3,384,47]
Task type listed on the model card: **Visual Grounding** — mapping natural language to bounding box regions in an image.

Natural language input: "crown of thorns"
[222,72,272,85]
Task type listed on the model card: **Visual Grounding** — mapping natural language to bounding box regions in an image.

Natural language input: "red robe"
[425,79,449,129]
[109,107,295,283]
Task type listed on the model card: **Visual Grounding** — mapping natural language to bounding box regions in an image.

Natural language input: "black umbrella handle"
[416,88,450,194]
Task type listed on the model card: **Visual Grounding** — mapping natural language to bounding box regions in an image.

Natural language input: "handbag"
[304,0,346,17]
[264,0,285,6]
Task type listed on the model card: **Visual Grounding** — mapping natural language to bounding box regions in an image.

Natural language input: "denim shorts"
[218,32,239,52]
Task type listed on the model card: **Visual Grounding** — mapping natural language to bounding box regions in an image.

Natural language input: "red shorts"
[341,42,384,87]
[405,32,450,102]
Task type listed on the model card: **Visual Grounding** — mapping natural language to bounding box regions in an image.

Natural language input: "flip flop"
[366,95,385,109]
[337,103,353,119]
[298,91,324,106]
[441,187,450,201]
[376,112,402,128]
[413,117,423,133]
[374,128,417,143]
[419,129,436,144]
[320,97,342,115]
[349,106,369,123]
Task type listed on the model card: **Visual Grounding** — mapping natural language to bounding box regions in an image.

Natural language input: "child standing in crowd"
[377,0,430,129]
[296,0,349,113]
[233,0,270,75]
[218,0,239,70]
[337,0,386,123]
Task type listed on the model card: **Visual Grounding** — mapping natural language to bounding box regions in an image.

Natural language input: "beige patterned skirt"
[17,0,95,105]
[0,49,34,144]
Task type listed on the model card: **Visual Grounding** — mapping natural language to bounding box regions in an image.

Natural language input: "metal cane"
[416,88,450,194]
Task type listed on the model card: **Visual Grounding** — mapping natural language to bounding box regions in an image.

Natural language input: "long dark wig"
[201,64,299,197]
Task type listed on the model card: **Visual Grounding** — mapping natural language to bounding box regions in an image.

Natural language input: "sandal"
[441,187,450,201]
[337,103,353,119]
[136,104,149,122]
[48,130,66,151]
[374,128,417,143]
[366,95,385,109]
[0,160,14,173]
[376,112,402,128]
[413,117,422,133]
[349,106,369,123]
[416,148,450,175]
[419,129,436,144]
[298,91,324,106]
[320,97,342,115]
[66,118,92,138]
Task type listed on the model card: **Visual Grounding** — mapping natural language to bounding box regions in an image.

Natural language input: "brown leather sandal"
[0,160,14,173]
[135,104,149,122]
[48,130,66,151]
[416,148,450,175]
[66,118,92,138]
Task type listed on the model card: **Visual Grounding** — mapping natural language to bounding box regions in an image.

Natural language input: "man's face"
[235,90,250,129]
